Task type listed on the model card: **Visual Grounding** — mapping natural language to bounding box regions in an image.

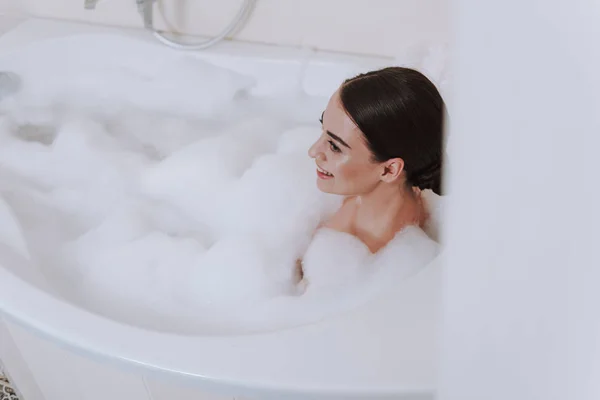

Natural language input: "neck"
[353,182,422,228]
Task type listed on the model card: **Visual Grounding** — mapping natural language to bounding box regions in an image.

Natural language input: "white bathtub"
[0,18,442,400]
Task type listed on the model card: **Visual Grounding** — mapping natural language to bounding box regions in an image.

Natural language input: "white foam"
[1,34,254,117]
[302,229,372,289]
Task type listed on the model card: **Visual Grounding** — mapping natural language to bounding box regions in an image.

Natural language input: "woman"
[308,66,444,255]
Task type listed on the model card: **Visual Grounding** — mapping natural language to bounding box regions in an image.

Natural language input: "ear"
[380,157,405,183]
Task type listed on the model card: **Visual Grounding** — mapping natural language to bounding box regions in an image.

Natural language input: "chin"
[317,179,348,196]
[316,179,335,194]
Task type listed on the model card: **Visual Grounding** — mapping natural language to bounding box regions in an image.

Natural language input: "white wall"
[439,0,600,399]
[0,0,448,57]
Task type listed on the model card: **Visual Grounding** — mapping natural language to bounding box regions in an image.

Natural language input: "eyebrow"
[320,111,352,149]
[326,131,351,149]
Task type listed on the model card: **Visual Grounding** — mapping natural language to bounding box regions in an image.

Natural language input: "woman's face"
[308,90,383,195]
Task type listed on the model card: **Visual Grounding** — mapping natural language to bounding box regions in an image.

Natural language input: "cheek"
[323,154,351,179]
[334,158,374,186]
[333,154,351,170]
[317,158,379,195]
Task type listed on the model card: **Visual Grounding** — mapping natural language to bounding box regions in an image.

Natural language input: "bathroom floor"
[0,367,20,400]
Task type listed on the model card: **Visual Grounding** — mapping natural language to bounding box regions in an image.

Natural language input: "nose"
[308,136,323,159]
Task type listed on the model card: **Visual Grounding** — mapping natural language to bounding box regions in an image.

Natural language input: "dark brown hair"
[340,67,445,195]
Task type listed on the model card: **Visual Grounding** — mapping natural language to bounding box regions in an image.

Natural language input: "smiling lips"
[317,166,334,179]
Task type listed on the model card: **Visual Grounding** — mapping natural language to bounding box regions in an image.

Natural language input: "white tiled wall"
[0,0,449,57]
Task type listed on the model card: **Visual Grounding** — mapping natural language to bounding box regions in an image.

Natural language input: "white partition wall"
[440,0,600,399]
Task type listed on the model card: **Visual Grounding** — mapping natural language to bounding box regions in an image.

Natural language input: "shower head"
[0,72,22,101]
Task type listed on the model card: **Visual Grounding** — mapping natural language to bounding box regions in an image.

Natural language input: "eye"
[328,140,341,153]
